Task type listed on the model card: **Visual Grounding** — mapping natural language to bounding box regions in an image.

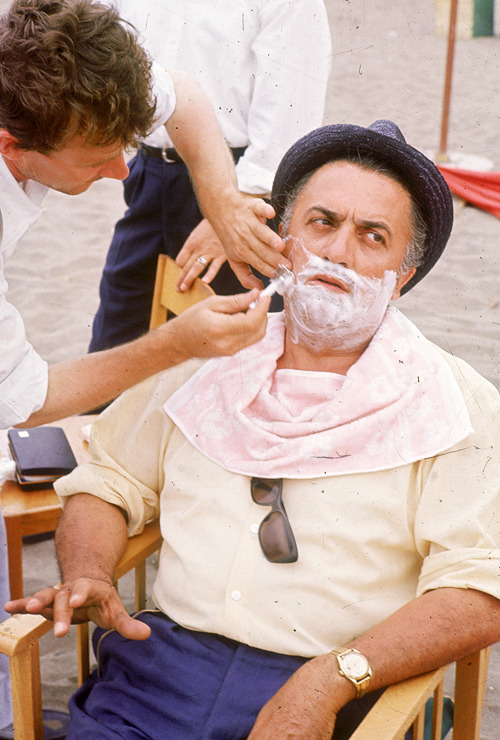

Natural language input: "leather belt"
[140,143,183,163]
[140,143,247,164]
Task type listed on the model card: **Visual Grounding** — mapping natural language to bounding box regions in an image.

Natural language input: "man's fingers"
[175,259,204,291]
[228,239,288,280]
[229,261,265,290]
[4,580,153,642]
[200,256,225,285]
[5,585,62,615]
[252,198,276,223]
[203,289,259,314]
[113,612,152,641]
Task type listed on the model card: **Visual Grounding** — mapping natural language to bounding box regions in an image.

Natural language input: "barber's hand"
[160,290,271,360]
[209,194,290,290]
[175,219,228,292]
[248,655,353,739]
[5,580,150,641]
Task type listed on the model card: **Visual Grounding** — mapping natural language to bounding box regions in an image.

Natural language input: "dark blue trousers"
[65,612,387,740]
[89,149,281,353]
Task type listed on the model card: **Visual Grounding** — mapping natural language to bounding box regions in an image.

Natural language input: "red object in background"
[437,166,500,219]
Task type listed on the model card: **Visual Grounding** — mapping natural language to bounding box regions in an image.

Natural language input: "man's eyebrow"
[80,153,121,167]
[359,219,393,234]
[305,205,338,220]
[306,206,393,234]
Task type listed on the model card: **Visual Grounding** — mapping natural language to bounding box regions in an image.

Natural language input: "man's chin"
[55,180,96,196]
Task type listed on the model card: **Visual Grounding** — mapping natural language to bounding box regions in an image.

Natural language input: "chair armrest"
[350,665,448,739]
[0,612,52,657]
[0,613,53,737]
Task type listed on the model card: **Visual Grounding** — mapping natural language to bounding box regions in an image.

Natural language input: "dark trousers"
[89,148,280,353]
[65,611,387,740]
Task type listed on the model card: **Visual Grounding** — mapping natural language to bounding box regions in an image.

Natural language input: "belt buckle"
[161,149,178,164]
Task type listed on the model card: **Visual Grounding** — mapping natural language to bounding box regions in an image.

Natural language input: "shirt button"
[231,590,242,601]
[250,523,259,534]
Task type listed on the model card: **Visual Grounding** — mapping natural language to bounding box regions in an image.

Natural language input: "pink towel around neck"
[164,308,472,478]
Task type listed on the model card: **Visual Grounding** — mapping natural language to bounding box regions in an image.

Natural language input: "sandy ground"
[2,0,500,735]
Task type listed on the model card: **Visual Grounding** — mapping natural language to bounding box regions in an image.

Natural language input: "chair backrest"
[149,254,214,330]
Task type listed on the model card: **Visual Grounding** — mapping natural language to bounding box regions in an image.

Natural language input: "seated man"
[8,120,500,739]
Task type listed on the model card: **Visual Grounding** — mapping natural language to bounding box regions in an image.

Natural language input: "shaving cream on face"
[282,240,398,354]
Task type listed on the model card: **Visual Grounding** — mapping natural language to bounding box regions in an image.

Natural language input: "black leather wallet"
[7,426,77,489]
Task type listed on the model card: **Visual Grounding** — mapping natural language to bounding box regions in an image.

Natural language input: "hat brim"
[271,124,453,294]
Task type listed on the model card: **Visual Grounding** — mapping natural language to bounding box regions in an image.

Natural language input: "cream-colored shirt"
[56,351,500,658]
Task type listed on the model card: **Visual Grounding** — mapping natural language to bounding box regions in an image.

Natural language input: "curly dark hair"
[0,0,157,152]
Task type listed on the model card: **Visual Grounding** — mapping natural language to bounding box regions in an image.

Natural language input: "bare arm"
[5,493,150,640]
[248,588,500,739]
[165,70,288,288]
[18,291,270,427]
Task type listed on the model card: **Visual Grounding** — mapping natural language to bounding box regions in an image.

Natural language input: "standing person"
[89,0,332,352]
[0,0,275,731]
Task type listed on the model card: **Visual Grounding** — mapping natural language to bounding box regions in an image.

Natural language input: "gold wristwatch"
[330,648,372,699]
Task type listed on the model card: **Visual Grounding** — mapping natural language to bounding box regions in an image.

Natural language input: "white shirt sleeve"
[235,0,332,194]
[0,265,48,428]
[149,61,177,131]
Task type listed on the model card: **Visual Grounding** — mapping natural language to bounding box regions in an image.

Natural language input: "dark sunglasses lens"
[251,478,281,505]
[259,511,297,563]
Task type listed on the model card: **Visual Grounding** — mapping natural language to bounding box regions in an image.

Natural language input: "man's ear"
[0,129,23,159]
[392,267,416,300]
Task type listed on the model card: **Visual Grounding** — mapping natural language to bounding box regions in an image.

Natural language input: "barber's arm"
[174,0,331,293]
[248,587,500,739]
[17,291,270,427]
[165,70,288,289]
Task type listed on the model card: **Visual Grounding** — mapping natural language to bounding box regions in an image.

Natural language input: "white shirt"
[114,0,332,195]
[0,156,49,428]
[0,63,175,429]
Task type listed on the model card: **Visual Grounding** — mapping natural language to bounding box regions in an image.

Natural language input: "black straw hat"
[271,120,453,294]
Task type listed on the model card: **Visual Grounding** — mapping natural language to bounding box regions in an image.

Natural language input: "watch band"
[330,648,372,699]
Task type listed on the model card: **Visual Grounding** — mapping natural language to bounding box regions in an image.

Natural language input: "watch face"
[342,652,369,678]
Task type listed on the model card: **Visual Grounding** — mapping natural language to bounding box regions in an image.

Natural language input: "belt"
[140,143,247,164]
[140,143,183,163]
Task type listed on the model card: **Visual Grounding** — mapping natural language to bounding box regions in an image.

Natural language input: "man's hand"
[175,219,228,291]
[5,579,151,640]
[248,654,354,739]
[159,289,271,362]
[209,194,290,290]
[165,72,288,288]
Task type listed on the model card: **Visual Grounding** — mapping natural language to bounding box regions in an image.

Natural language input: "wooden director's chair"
[0,255,493,738]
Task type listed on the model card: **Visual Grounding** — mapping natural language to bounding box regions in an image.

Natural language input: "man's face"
[282,160,416,298]
[8,134,129,195]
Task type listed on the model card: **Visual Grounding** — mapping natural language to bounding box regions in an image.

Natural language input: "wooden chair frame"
[149,253,214,330]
